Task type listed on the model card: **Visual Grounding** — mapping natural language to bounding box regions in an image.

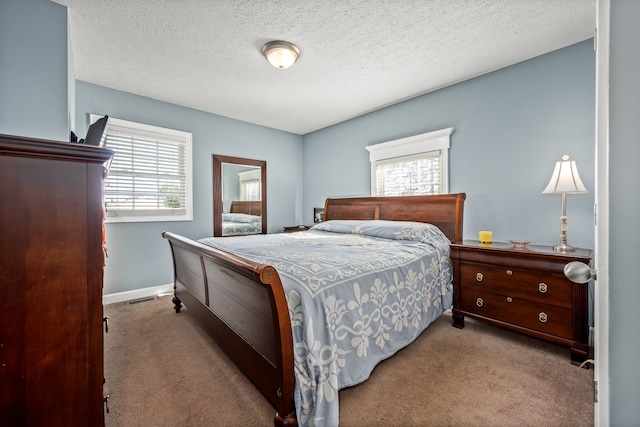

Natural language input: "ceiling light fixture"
[262,40,300,70]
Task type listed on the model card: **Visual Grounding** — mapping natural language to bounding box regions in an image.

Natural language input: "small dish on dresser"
[507,239,533,249]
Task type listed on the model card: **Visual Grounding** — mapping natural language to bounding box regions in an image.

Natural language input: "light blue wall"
[609,0,640,424]
[74,82,303,295]
[303,40,596,252]
[0,0,69,141]
[67,21,76,135]
[222,163,258,213]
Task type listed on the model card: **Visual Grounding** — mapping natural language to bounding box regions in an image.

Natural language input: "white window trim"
[365,127,453,196]
[92,114,193,223]
[238,169,261,182]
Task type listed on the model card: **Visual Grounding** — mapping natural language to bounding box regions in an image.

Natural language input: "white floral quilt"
[199,220,453,427]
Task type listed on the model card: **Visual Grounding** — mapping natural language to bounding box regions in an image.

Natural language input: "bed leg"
[172,295,182,313]
[452,312,465,328]
[274,410,297,427]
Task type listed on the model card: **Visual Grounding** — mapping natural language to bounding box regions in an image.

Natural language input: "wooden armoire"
[0,134,113,426]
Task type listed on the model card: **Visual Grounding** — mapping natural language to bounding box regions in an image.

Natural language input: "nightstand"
[450,240,592,367]
[283,225,311,233]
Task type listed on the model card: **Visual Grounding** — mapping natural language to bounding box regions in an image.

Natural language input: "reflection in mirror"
[212,154,267,236]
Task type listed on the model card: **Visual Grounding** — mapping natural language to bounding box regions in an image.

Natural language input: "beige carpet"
[104,295,593,427]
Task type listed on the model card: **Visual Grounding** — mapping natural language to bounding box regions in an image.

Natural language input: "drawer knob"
[538,283,548,293]
[539,312,548,323]
[506,296,513,303]
[476,298,484,307]
[506,269,513,275]
[476,272,483,282]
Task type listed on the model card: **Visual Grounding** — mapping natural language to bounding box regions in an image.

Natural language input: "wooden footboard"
[162,231,296,426]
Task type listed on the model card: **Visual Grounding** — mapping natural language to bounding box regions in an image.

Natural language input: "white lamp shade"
[262,41,300,69]
[542,155,588,194]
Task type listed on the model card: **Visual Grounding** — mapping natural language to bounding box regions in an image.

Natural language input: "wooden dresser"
[0,134,113,425]
[450,240,592,366]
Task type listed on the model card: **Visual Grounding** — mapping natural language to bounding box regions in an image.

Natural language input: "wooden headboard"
[229,200,262,216]
[323,193,466,243]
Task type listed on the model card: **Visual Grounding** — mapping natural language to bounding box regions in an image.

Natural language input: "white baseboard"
[103,283,174,305]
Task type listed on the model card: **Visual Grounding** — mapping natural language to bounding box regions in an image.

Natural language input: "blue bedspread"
[221,213,262,236]
[199,220,453,427]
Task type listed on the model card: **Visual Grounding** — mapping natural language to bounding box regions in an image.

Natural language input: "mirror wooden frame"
[212,154,267,236]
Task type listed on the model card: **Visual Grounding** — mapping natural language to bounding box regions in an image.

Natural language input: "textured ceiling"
[53,0,595,135]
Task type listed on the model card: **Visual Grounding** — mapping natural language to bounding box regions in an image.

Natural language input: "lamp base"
[553,242,578,252]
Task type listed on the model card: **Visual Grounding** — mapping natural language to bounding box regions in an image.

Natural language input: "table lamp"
[542,155,588,252]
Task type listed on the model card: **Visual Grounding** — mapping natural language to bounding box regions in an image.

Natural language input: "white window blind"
[238,168,261,201]
[375,152,441,196]
[241,181,261,200]
[366,127,453,197]
[95,115,193,223]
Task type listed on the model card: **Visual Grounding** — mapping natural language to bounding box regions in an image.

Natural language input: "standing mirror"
[212,154,267,236]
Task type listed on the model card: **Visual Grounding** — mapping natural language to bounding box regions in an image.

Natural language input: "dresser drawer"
[459,262,573,309]
[460,289,573,339]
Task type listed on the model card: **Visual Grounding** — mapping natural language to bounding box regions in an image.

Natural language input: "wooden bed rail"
[162,231,296,426]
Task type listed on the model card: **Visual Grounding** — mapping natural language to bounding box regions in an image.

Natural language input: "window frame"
[238,168,262,201]
[94,115,193,223]
[365,127,453,196]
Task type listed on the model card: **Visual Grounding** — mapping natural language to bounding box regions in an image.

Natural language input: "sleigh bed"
[162,193,465,426]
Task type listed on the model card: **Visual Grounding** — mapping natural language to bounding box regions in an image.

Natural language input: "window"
[95,115,193,223]
[238,169,261,201]
[366,127,453,196]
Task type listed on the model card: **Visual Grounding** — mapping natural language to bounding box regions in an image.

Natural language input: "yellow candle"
[478,231,492,244]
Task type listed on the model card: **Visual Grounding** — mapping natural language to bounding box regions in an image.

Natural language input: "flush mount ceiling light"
[262,40,300,69]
